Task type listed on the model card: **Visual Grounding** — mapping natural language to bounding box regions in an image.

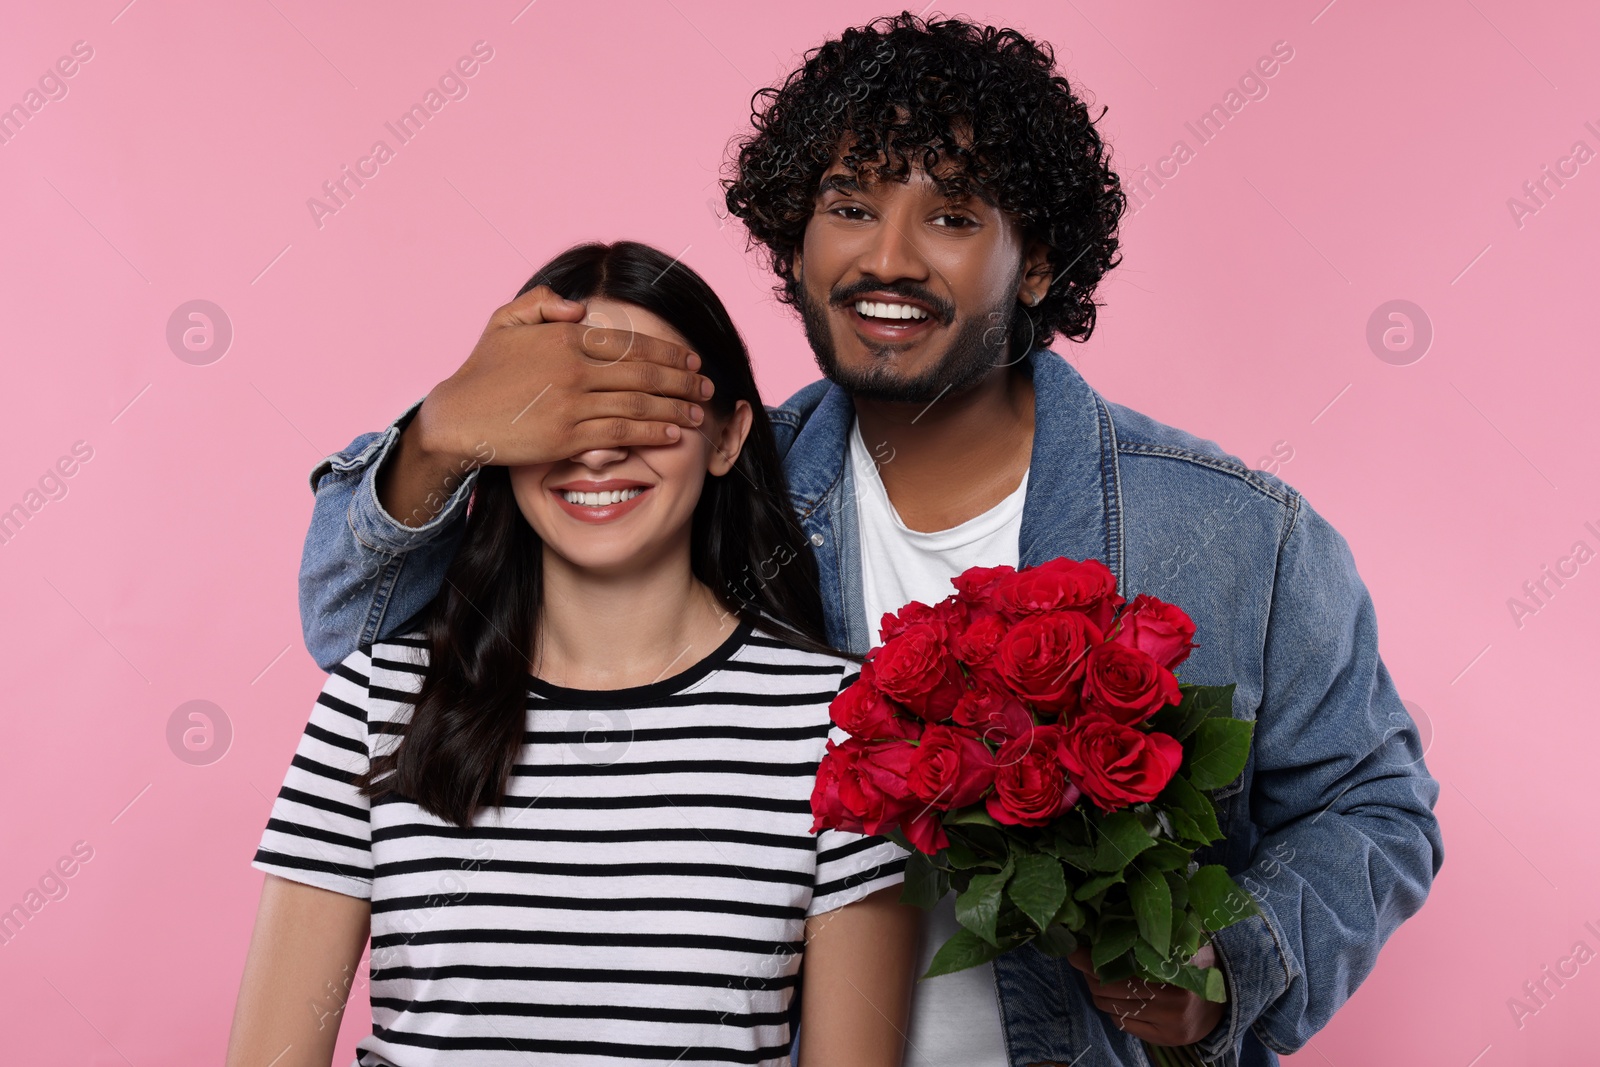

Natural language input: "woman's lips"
[550,486,651,524]
[847,305,940,343]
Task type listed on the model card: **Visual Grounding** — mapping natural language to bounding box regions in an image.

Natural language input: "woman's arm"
[796,884,921,1067]
[226,874,372,1067]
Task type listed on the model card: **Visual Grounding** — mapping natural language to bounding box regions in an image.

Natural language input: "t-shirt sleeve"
[251,647,375,899]
[808,668,910,917]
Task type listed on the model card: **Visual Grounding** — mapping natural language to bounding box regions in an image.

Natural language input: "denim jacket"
[298,348,1442,1067]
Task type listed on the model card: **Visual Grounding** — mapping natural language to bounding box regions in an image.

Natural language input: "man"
[295,13,1441,1066]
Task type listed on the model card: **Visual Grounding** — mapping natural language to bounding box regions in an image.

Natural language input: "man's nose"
[855,206,932,285]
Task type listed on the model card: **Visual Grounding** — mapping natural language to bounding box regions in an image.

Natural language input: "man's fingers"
[569,418,689,452]
[581,391,705,429]
[1093,982,1160,1001]
[579,325,703,375]
[494,285,589,327]
[591,358,714,406]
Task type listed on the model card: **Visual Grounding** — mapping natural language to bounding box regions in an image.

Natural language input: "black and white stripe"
[253,618,906,1067]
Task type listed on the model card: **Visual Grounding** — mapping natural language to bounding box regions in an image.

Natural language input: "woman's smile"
[548,478,653,524]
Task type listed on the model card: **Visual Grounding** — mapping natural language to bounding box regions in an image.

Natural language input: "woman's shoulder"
[364,630,429,662]
[356,632,430,699]
[730,618,859,686]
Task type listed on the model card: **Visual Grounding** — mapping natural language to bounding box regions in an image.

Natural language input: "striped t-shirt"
[252,616,907,1067]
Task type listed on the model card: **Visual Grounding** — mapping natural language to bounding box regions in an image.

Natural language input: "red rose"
[951,685,1035,746]
[810,739,858,833]
[829,661,923,741]
[927,597,973,654]
[1058,713,1183,812]
[878,599,950,643]
[1111,594,1198,669]
[812,738,918,836]
[994,611,1102,715]
[956,612,1008,668]
[985,725,1082,826]
[898,808,950,853]
[906,724,996,810]
[1080,642,1181,726]
[871,623,965,722]
[994,558,1124,632]
[952,564,1016,615]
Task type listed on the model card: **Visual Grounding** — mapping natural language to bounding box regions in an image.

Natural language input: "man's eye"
[831,205,869,220]
[933,214,975,228]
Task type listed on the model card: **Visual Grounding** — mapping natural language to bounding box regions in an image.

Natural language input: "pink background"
[1,1,1595,1064]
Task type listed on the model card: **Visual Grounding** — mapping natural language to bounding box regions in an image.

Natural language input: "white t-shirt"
[849,417,1026,1067]
[253,618,907,1067]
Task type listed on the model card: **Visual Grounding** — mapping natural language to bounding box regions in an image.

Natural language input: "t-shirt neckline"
[850,417,1029,550]
[525,615,755,707]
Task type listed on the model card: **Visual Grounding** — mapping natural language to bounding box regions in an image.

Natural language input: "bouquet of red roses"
[811,557,1257,1010]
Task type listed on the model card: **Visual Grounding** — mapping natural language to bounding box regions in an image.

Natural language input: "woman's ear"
[708,400,755,477]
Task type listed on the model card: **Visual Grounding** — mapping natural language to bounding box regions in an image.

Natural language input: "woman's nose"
[571,447,629,469]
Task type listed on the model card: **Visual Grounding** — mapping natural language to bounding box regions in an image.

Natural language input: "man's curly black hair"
[723,11,1127,356]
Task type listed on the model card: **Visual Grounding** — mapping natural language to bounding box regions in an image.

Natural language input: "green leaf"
[900,850,949,910]
[1007,852,1068,932]
[1138,840,1194,872]
[1132,936,1182,985]
[1158,774,1222,842]
[1162,962,1228,1003]
[1162,807,1203,842]
[1187,717,1254,791]
[955,859,1014,946]
[945,807,1002,828]
[942,836,995,870]
[1171,910,1203,961]
[1073,870,1124,901]
[945,823,1010,861]
[1034,924,1079,958]
[1089,810,1157,872]
[1094,949,1137,983]
[1044,840,1100,871]
[1188,865,1259,932]
[1149,683,1232,741]
[1166,871,1189,912]
[1128,862,1172,956]
[1052,893,1086,932]
[922,926,1008,979]
[1090,918,1138,971]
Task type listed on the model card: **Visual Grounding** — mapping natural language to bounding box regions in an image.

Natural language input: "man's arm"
[296,402,477,670]
[296,285,716,669]
[1195,493,1444,1058]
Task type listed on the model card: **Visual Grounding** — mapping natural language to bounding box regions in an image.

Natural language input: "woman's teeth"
[854,300,929,321]
[561,487,644,506]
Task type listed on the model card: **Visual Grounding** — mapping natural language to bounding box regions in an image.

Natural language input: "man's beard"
[796,274,1025,404]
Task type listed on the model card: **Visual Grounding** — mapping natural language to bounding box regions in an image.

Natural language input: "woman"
[226,242,918,1067]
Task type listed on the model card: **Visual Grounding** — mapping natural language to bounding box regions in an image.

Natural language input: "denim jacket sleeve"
[1195,491,1444,1061]
[297,400,477,670]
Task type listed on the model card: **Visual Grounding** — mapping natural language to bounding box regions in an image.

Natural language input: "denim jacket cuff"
[1193,906,1297,1061]
[332,400,480,555]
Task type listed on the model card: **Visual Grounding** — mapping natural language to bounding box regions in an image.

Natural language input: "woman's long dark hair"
[354,241,852,827]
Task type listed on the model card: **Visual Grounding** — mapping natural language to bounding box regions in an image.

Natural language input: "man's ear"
[792,248,803,286]
[708,399,755,477]
[1018,239,1053,305]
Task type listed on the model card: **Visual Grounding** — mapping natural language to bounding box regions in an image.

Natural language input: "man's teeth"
[854,300,930,321]
[561,487,645,506]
